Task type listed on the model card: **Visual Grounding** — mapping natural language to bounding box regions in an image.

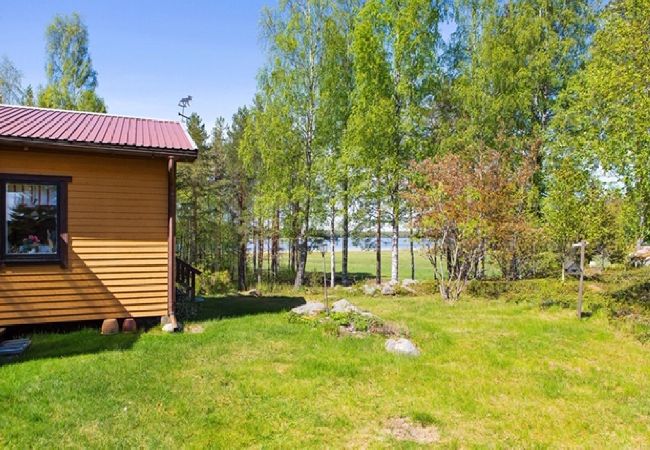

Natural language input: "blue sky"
[0,1,272,126]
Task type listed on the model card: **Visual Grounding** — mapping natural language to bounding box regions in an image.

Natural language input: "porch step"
[0,338,31,357]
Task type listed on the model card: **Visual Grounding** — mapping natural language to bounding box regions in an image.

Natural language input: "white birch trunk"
[330,207,336,287]
[391,204,399,283]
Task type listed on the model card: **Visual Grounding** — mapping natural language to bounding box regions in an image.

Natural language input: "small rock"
[160,315,172,325]
[381,284,396,296]
[363,284,378,296]
[186,324,205,334]
[385,338,420,356]
[331,299,360,313]
[401,278,418,288]
[101,319,119,335]
[122,318,137,333]
[162,323,177,333]
[291,302,326,316]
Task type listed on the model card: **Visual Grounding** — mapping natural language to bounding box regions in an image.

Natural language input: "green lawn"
[1,276,649,448]
[290,249,500,282]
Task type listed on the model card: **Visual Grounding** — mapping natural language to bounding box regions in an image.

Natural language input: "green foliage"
[543,155,590,270]
[288,308,386,335]
[550,0,650,242]
[443,0,594,213]
[37,13,106,112]
[609,274,650,342]
[199,270,232,295]
[467,280,510,299]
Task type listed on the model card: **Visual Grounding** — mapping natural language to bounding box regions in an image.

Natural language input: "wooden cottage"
[0,105,198,327]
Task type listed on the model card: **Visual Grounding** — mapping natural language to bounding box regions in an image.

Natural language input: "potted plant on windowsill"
[20,235,41,254]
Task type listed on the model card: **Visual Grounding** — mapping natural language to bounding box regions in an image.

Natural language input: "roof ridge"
[0,103,182,125]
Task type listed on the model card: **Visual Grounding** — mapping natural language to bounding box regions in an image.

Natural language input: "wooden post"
[167,157,177,325]
[573,240,586,319]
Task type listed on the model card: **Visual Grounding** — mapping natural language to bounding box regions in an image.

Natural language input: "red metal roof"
[0,104,197,160]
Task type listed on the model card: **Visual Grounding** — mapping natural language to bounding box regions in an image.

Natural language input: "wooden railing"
[176,257,202,300]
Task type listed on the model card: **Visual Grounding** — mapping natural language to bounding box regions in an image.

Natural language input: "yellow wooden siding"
[0,147,169,326]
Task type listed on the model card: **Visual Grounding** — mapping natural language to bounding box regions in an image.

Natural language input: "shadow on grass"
[197,295,306,321]
[2,296,307,365]
[1,320,143,366]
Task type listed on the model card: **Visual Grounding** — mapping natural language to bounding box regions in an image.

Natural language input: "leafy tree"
[316,0,360,286]
[407,152,497,300]
[344,0,396,283]
[443,0,595,211]
[38,13,106,112]
[0,56,23,104]
[346,0,442,283]
[551,0,650,245]
[258,0,332,288]
[584,184,629,268]
[543,156,590,281]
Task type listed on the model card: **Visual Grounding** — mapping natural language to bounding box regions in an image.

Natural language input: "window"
[0,174,70,265]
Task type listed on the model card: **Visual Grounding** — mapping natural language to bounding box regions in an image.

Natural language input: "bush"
[608,280,650,342]
[529,251,560,278]
[305,270,326,288]
[199,270,232,295]
[467,280,510,299]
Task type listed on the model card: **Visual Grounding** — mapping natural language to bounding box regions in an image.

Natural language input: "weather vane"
[178,95,192,121]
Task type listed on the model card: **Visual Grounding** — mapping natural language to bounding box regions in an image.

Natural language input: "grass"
[1,275,649,447]
[278,249,501,282]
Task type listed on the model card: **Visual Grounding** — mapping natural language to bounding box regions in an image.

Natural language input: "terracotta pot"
[122,318,137,333]
[101,319,119,335]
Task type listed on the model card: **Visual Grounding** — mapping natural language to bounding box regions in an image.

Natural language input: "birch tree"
[317,0,360,286]
[259,0,332,288]
[347,0,442,283]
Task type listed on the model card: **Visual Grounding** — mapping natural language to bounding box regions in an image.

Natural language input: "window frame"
[0,173,71,267]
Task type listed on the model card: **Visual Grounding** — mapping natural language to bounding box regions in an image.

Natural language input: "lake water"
[248,237,427,252]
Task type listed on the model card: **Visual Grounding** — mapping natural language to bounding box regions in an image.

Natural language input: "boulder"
[101,319,119,336]
[385,338,420,357]
[363,284,378,296]
[331,299,360,314]
[121,318,137,333]
[291,302,326,316]
[381,283,396,296]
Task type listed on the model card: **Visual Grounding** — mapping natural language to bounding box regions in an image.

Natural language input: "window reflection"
[5,183,58,255]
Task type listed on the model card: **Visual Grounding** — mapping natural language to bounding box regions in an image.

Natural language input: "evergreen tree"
[22,85,35,106]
